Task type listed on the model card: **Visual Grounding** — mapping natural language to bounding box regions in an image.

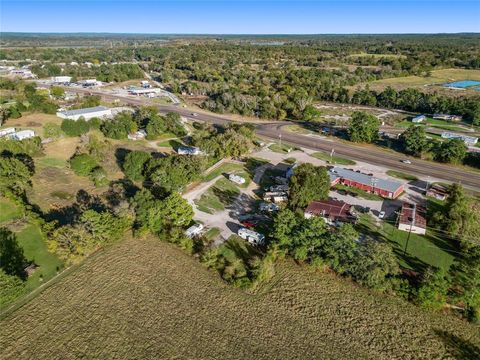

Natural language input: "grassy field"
[0,198,22,223]
[0,237,478,359]
[372,68,480,87]
[386,170,418,181]
[311,151,356,165]
[2,112,61,137]
[335,184,383,201]
[358,215,456,272]
[195,178,240,214]
[268,142,300,154]
[203,162,245,182]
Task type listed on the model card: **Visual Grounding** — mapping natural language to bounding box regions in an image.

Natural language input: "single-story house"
[426,184,448,201]
[329,167,404,199]
[433,114,462,122]
[304,199,356,226]
[56,106,112,121]
[177,146,201,155]
[7,129,35,141]
[441,132,478,145]
[412,115,426,123]
[51,76,72,84]
[398,202,427,235]
[0,127,16,138]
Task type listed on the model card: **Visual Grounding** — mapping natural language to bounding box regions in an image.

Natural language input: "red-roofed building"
[398,202,427,235]
[304,199,357,226]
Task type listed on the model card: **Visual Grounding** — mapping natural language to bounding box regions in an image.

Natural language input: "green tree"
[69,153,98,176]
[47,226,94,265]
[50,86,65,99]
[145,115,166,139]
[101,112,137,139]
[416,268,450,310]
[0,156,32,194]
[434,139,467,164]
[161,192,194,227]
[322,224,358,274]
[347,111,380,143]
[288,163,330,209]
[80,210,130,243]
[399,125,429,157]
[43,122,64,139]
[449,246,480,323]
[0,228,27,280]
[123,151,151,181]
[61,118,90,137]
[349,240,400,291]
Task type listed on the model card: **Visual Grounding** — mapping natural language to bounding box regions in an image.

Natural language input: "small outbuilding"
[397,202,427,235]
[412,115,426,123]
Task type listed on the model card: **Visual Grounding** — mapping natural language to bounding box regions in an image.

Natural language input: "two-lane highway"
[62,86,480,190]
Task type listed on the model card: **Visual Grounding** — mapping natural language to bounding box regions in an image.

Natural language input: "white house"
[56,106,112,121]
[441,132,478,145]
[51,76,72,84]
[177,146,201,155]
[238,227,265,246]
[185,224,204,238]
[412,115,426,123]
[229,174,246,185]
[0,127,16,138]
[7,130,35,141]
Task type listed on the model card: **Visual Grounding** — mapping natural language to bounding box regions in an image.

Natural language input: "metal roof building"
[330,167,404,199]
[56,106,112,121]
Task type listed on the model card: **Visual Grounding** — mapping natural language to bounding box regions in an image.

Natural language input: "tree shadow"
[434,330,480,360]
[114,147,131,170]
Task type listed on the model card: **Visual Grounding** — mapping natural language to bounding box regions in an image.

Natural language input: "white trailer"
[0,127,16,138]
[229,174,246,185]
[7,129,35,141]
[238,227,265,246]
[185,224,204,238]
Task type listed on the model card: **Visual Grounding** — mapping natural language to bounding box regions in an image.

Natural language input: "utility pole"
[330,148,335,164]
[279,133,282,148]
[403,204,416,256]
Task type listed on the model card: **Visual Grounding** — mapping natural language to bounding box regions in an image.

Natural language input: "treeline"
[30,63,144,82]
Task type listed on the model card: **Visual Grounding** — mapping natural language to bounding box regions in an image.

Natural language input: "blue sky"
[1,1,479,34]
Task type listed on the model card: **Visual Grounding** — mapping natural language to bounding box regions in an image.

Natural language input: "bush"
[123,150,151,181]
[69,153,98,176]
[90,167,109,187]
[0,136,42,157]
[43,122,64,139]
[101,112,137,139]
[61,118,90,137]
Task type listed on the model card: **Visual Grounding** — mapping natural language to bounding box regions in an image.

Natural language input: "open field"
[358,68,480,95]
[2,112,61,137]
[1,238,479,359]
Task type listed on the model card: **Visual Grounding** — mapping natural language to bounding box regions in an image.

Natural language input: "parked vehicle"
[402,159,412,164]
[378,211,386,219]
[240,220,255,228]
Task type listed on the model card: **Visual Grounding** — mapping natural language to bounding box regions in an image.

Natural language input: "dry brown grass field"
[1,238,479,359]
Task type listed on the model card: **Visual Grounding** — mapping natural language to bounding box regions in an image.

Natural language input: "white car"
[378,211,386,219]
[402,159,412,164]
[191,112,198,117]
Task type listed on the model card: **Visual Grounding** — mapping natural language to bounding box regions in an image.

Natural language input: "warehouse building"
[51,76,72,84]
[56,106,112,121]
[329,167,404,199]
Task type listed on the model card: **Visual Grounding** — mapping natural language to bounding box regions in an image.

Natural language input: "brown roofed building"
[398,202,427,235]
[304,199,356,226]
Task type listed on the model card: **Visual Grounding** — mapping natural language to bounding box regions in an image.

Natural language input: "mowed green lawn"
[358,215,456,272]
[0,197,63,308]
[311,151,356,165]
[195,178,241,214]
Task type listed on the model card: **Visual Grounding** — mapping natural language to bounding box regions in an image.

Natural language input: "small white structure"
[7,129,35,141]
[229,174,246,185]
[127,129,147,140]
[51,76,72,84]
[441,132,478,145]
[141,81,151,88]
[0,127,16,138]
[177,146,201,155]
[412,115,426,123]
[238,227,265,246]
[56,106,112,121]
[80,79,99,86]
[185,223,204,238]
[128,87,161,96]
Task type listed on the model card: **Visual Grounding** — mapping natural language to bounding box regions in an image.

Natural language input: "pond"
[443,80,480,89]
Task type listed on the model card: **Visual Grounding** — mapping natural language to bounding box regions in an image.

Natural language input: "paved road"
[63,86,480,191]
